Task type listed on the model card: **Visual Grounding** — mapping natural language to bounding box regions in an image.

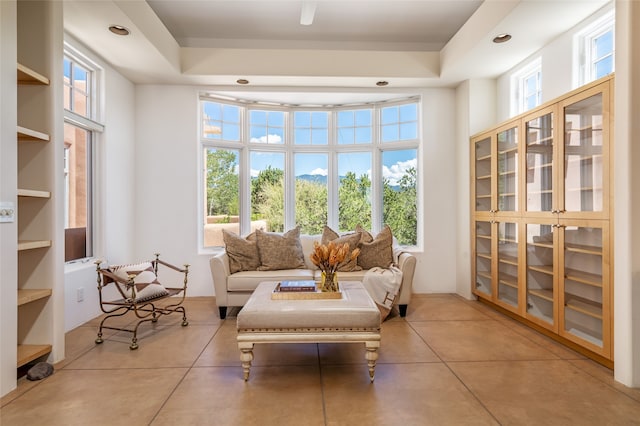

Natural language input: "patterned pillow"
[355,225,394,269]
[320,226,363,272]
[256,226,306,271]
[223,230,260,274]
[110,261,169,302]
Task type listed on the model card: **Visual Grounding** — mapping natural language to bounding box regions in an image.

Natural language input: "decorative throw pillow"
[256,226,306,271]
[110,261,169,302]
[355,225,394,270]
[320,226,362,272]
[223,230,260,274]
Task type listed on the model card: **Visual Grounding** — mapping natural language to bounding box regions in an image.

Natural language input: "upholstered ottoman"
[236,281,381,381]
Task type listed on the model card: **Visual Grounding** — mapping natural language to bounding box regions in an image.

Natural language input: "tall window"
[200,97,420,248]
[576,10,615,86]
[511,58,542,116]
[63,47,103,262]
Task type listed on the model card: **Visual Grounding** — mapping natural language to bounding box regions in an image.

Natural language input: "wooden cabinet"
[471,75,613,364]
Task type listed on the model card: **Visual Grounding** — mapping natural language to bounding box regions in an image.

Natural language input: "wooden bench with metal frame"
[94,254,189,349]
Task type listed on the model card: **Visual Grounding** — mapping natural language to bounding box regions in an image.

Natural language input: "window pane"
[381,124,398,142]
[399,122,417,140]
[294,111,311,127]
[295,128,311,144]
[382,149,417,245]
[337,108,372,145]
[399,104,417,122]
[338,152,371,232]
[204,148,240,247]
[381,106,398,125]
[251,152,285,232]
[594,30,613,60]
[202,101,241,141]
[312,128,328,144]
[311,112,328,127]
[64,123,92,261]
[251,110,267,125]
[250,110,284,144]
[594,56,613,79]
[294,153,328,234]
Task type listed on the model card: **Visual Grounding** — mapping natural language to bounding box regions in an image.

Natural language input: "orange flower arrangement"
[310,241,360,291]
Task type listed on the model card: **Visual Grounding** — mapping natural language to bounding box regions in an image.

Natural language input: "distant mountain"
[295,174,400,191]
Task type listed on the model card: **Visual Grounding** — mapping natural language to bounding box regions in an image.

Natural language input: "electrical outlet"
[77,287,84,302]
[0,202,15,223]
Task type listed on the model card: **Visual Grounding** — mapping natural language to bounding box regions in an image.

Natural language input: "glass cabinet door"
[474,221,493,298]
[563,92,605,215]
[497,126,518,212]
[525,111,554,213]
[525,223,556,329]
[497,221,519,309]
[474,136,493,212]
[560,223,608,354]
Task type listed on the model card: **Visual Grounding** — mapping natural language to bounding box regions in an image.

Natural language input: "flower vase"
[321,271,339,292]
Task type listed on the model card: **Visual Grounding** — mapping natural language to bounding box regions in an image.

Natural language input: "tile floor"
[2,294,640,425]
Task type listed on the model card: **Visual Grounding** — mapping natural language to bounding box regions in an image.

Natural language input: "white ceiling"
[63,0,610,101]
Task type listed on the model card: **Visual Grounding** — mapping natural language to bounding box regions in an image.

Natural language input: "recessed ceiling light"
[109,25,130,36]
[376,81,389,87]
[493,33,512,43]
[236,79,249,85]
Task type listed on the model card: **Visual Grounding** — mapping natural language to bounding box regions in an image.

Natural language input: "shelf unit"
[17,62,54,368]
[470,75,613,365]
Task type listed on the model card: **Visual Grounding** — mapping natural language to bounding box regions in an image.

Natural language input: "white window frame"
[63,44,104,264]
[574,9,615,87]
[197,96,421,253]
[510,57,542,116]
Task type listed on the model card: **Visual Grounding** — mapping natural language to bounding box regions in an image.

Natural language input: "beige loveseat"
[209,227,416,319]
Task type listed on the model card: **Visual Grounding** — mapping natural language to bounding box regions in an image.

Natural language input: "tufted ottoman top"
[237,281,380,331]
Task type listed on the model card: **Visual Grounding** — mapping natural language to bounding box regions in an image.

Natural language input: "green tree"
[206,149,238,218]
[255,180,285,232]
[383,167,417,245]
[251,166,284,218]
[338,172,371,231]
[295,179,327,234]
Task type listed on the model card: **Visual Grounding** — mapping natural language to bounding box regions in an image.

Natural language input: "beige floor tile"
[411,320,560,361]
[0,368,187,426]
[449,360,640,425]
[155,297,221,326]
[322,363,499,425]
[405,294,494,322]
[66,323,218,369]
[193,321,242,367]
[569,359,640,403]
[151,366,325,426]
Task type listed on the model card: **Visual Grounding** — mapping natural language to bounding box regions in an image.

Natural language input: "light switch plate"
[0,202,16,223]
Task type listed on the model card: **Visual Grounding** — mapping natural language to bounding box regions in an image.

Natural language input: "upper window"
[200,97,420,248]
[576,10,615,86]
[511,57,542,116]
[63,47,103,262]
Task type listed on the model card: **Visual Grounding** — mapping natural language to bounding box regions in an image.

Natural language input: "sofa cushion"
[228,269,315,291]
[256,226,306,271]
[355,225,394,269]
[320,226,363,272]
[223,230,260,274]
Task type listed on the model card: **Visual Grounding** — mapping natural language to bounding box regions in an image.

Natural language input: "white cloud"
[250,168,260,178]
[382,158,416,186]
[309,168,328,176]
[250,134,282,144]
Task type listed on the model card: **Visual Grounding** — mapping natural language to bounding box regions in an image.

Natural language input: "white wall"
[63,35,136,331]
[133,86,458,296]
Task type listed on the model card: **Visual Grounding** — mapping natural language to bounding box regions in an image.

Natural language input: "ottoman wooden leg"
[238,341,254,381]
[365,341,380,382]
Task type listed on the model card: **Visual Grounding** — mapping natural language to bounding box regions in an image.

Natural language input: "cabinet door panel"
[497,221,519,311]
[497,126,518,213]
[559,222,609,356]
[473,220,493,298]
[524,109,555,215]
[525,222,557,330]
[473,136,493,212]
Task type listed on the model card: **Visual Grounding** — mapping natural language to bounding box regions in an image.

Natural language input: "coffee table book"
[276,281,317,292]
[271,282,343,300]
